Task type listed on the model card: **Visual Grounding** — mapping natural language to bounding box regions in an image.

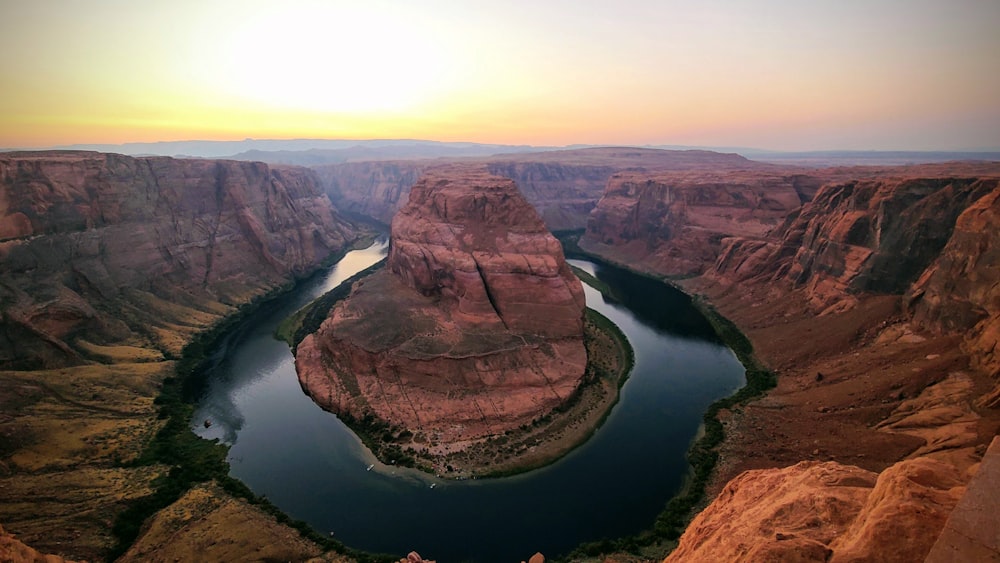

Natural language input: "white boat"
[366,464,374,471]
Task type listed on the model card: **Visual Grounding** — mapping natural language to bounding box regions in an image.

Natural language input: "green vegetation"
[275,258,387,348]
[469,307,635,479]
[553,229,587,259]
[569,264,619,302]
[109,241,396,563]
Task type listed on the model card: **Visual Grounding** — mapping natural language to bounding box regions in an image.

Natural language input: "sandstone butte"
[296,166,588,453]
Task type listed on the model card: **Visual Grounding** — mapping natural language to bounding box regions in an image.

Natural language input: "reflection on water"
[192,241,744,562]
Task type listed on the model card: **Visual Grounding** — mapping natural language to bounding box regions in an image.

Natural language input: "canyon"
[295,166,594,467]
[1,147,999,562]
[577,161,1000,561]
[0,151,360,561]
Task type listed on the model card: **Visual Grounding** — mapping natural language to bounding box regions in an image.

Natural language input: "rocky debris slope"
[314,147,777,231]
[580,169,823,276]
[296,166,587,446]
[665,456,966,563]
[0,151,356,369]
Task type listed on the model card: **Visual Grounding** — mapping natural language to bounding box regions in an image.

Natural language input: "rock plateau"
[296,166,587,448]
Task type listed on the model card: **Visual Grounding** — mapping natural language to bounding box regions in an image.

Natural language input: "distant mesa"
[295,166,588,454]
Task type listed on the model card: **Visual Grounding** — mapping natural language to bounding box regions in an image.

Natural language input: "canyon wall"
[313,159,614,230]
[579,170,821,276]
[907,187,1000,396]
[0,151,357,369]
[296,166,587,445]
[313,147,776,231]
[659,164,1000,561]
[709,176,999,314]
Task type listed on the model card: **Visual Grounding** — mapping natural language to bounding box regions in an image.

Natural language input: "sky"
[1,0,999,151]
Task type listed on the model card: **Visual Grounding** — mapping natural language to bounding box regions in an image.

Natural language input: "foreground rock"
[297,166,587,453]
[0,523,79,563]
[665,456,966,562]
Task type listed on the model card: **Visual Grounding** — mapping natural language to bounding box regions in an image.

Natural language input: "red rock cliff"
[580,170,818,276]
[668,165,1000,561]
[0,151,356,369]
[296,166,587,445]
[710,175,999,314]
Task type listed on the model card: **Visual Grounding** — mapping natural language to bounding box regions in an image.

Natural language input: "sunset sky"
[2,0,998,151]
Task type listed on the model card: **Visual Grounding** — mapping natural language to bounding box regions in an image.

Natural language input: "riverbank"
[423,307,635,478]
[559,231,1000,561]
[557,233,778,559]
[0,229,395,562]
[103,234,397,563]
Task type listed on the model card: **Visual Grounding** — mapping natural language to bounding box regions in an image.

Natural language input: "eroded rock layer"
[580,170,821,276]
[710,175,1000,314]
[665,457,966,563]
[296,166,587,444]
[662,163,1000,561]
[0,151,356,369]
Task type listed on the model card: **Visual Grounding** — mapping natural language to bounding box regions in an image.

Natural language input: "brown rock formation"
[711,175,999,314]
[315,147,778,231]
[296,166,587,446]
[0,151,356,369]
[580,170,819,276]
[665,457,965,563]
[314,160,429,224]
[659,163,1000,563]
[117,482,341,563]
[0,523,79,563]
[907,187,1000,404]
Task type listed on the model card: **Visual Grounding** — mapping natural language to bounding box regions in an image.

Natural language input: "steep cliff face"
[907,187,1000,405]
[580,171,811,276]
[483,161,615,231]
[710,176,1000,314]
[296,166,587,445]
[314,159,614,230]
[313,160,428,224]
[672,167,1000,563]
[665,457,966,563]
[0,151,356,369]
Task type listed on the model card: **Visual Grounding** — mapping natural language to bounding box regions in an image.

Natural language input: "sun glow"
[1,0,998,150]
[207,4,454,114]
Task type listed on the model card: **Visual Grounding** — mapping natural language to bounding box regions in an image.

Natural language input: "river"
[192,239,745,562]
